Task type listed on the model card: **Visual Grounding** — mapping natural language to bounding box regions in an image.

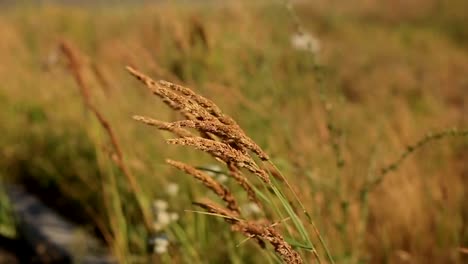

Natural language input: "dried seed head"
[169,120,269,160]
[127,67,270,161]
[167,137,270,183]
[127,68,302,260]
[194,199,303,264]
[133,115,193,138]
[127,66,215,122]
[167,159,240,215]
[242,224,303,264]
[59,40,90,105]
[158,80,236,126]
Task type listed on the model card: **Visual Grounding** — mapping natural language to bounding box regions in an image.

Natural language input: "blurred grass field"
[0,0,467,263]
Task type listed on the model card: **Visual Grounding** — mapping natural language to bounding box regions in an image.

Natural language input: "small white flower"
[154,245,167,254]
[151,199,178,232]
[153,199,168,212]
[157,211,172,226]
[155,237,170,247]
[153,237,169,254]
[170,212,179,222]
[290,32,320,54]
[153,213,171,231]
[166,182,179,197]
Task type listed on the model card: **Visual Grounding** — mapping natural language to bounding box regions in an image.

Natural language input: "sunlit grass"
[0,1,467,263]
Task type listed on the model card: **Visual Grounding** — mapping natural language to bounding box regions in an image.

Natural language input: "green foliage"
[0,183,17,239]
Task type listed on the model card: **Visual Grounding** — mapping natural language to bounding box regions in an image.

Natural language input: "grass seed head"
[167,137,270,183]
[167,159,240,215]
[127,67,269,160]
[169,120,269,160]
[133,115,194,138]
[194,199,303,264]
[158,80,236,126]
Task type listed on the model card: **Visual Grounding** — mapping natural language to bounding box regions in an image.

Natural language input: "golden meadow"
[0,1,467,263]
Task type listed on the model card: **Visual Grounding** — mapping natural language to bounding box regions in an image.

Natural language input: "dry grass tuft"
[133,115,194,138]
[167,120,268,160]
[128,67,304,263]
[167,137,270,183]
[127,66,270,181]
[194,199,303,264]
[167,159,240,215]
[127,66,269,161]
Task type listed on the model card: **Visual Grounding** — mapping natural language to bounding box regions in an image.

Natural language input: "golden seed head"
[167,159,240,215]
[133,115,193,138]
[128,67,303,261]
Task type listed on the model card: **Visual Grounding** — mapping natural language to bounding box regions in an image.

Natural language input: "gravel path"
[5,185,115,264]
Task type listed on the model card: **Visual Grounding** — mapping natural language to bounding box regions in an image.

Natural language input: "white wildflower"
[154,245,167,254]
[152,199,179,232]
[170,212,179,222]
[153,212,171,231]
[153,199,168,212]
[166,182,179,197]
[157,211,172,226]
[153,237,169,254]
[290,32,320,54]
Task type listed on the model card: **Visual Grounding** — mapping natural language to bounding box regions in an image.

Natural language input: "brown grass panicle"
[166,159,240,215]
[167,137,270,183]
[133,115,194,138]
[127,67,271,183]
[134,114,263,208]
[135,113,263,208]
[166,119,268,160]
[194,199,303,264]
[126,66,216,122]
[126,66,269,161]
[157,80,233,125]
[129,67,304,263]
[59,40,91,106]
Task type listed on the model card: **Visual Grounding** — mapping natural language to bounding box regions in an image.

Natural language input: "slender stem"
[365,128,468,192]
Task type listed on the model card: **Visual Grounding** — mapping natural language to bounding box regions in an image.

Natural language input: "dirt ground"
[0,236,39,264]
[0,249,18,264]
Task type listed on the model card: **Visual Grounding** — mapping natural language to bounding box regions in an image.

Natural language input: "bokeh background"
[0,0,467,263]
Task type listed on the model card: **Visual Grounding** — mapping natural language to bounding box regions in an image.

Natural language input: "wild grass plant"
[1,1,468,263]
[127,66,334,263]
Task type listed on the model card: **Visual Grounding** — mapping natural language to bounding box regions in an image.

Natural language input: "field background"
[0,0,467,263]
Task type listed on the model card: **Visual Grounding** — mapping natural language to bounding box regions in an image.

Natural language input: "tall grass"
[127,66,334,263]
[1,1,468,263]
[0,182,16,240]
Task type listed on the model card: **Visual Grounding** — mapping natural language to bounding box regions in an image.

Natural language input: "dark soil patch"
[0,235,37,264]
